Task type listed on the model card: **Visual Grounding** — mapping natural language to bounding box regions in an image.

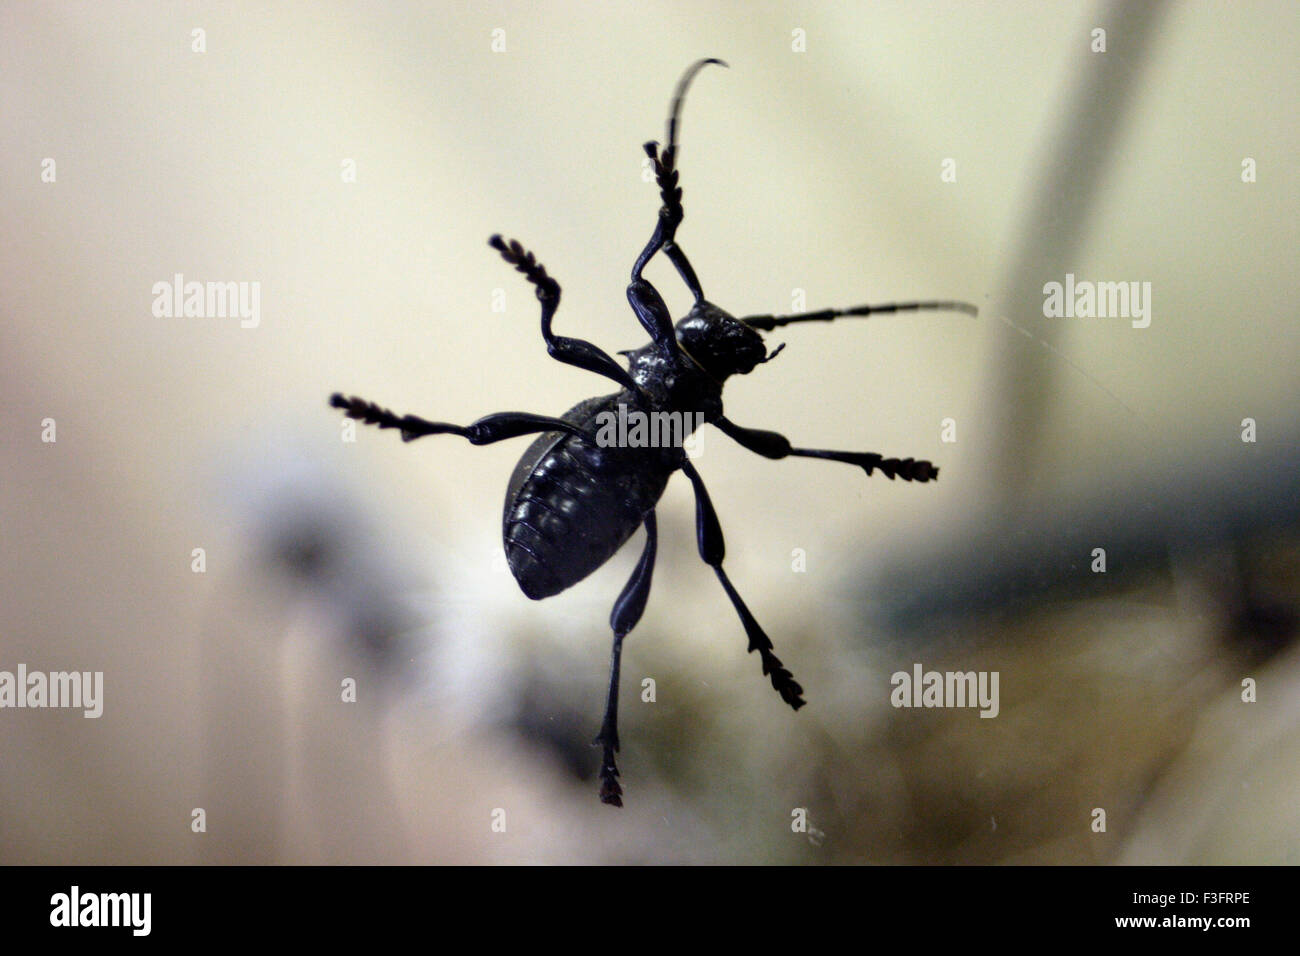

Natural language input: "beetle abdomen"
[504,407,671,600]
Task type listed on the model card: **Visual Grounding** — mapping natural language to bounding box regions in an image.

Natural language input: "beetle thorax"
[621,349,721,422]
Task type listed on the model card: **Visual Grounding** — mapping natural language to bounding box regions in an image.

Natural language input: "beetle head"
[674,301,783,380]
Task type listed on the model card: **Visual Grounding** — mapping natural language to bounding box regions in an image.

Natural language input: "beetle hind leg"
[595,511,658,807]
[679,460,806,710]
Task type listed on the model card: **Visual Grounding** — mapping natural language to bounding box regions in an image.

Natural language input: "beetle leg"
[635,142,707,303]
[714,417,940,482]
[594,511,658,807]
[679,461,805,710]
[632,59,725,302]
[626,277,679,357]
[630,136,686,286]
[664,242,704,303]
[489,235,640,392]
[330,395,586,445]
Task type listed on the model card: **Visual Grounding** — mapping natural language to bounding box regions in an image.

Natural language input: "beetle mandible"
[330,58,977,806]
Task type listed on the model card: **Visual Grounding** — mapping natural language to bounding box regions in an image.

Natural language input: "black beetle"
[330,59,976,805]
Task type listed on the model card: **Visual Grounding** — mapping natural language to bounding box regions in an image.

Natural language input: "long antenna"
[742,299,978,331]
[664,58,728,157]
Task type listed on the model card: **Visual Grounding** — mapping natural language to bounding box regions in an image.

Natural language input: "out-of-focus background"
[2,1,1297,864]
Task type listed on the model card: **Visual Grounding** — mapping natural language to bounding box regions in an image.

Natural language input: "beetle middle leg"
[330,394,586,445]
[595,510,658,807]
[714,416,940,482]
[489,235,639,391]
[679,460,805,710]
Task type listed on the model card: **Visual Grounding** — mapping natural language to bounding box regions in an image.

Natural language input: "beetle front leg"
[626,277,680,358]
[631,59,725,303]
[631,141,685,285]
[679,461,805,710]
[595,511,658,807]
[634,144,707,303]
[330,394,586,445]
[714,416,940,482]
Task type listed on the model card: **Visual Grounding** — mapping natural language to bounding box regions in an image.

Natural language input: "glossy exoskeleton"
[330,59,977,805]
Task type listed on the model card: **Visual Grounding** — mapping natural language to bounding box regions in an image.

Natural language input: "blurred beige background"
[1,1,1297,863]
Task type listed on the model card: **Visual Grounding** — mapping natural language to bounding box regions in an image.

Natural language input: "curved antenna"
[664,58,728,157]
[742,300,978,332]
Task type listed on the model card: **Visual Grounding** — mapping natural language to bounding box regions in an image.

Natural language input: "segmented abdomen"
[504,404,671,600]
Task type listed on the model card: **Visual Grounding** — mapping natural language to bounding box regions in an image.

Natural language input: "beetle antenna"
[664,57,728,156]
[741,299,978,332]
